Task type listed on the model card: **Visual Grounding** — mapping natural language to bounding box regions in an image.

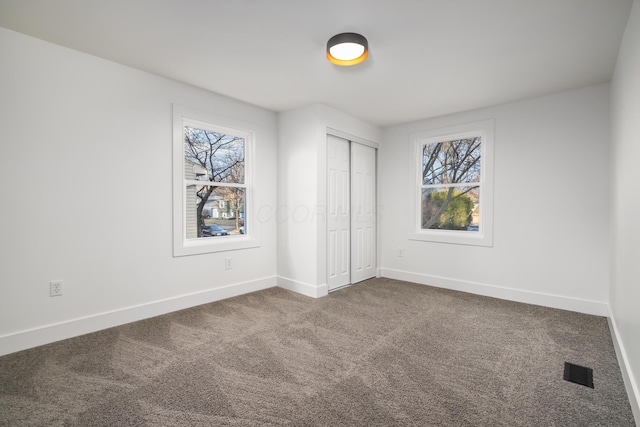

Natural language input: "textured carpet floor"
[0,278,635,426]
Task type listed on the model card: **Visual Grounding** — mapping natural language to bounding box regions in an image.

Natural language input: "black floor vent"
[564,362,594,388]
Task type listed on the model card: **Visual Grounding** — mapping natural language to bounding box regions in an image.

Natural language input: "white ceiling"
[0,0,633,127]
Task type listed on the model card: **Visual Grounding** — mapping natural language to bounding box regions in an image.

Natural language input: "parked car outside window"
[202,224,229,237]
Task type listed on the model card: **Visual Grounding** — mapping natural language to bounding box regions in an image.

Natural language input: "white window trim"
[409,119,494,247]
[173,104,259,256]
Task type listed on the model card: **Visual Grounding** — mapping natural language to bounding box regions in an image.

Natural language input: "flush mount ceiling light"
[326,32,368,66]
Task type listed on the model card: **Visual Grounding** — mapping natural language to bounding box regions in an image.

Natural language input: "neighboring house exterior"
[471,204,480,226]
[185,161,245,238]
[185,160,208,239]
[203,199,239,220]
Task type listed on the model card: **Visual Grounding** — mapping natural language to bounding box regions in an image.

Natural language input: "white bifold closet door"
[327,135,376,291]
[350,140,376,284]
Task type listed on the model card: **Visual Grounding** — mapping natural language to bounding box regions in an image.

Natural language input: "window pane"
[184,126,245,184]
[422,137,481,185]
[186,185,246,238]
[421,186,479,231]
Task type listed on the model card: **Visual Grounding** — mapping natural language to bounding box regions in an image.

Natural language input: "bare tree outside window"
[184,126,245,238]
[421,137,481,231]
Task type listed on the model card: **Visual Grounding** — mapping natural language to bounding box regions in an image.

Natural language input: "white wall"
[610,0,640,419]
[277,104,380,297]
[0,27,278,356]
[380,84,611,315]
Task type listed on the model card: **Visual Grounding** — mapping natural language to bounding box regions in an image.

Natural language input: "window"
[410,119,494,246]
[173,105,257,256]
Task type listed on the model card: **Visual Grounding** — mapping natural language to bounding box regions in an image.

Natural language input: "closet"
[327,134,377,290]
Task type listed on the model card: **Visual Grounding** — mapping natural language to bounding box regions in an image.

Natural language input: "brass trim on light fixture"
[326,32,369,66]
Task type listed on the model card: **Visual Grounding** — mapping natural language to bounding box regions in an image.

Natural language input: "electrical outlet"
[225,257,232,270]
[50,280,63,296]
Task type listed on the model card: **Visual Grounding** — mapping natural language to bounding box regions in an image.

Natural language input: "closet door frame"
[326,129,378,291]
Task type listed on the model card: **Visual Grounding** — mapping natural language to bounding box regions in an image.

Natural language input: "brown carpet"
[0,278,635,426]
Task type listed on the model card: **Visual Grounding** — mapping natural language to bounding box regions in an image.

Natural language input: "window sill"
[173,235,260,257]
[409,228,493,247]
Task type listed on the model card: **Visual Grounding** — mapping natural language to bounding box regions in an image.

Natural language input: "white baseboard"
[0,276,277,357]
[277,276,328,298]
[379,268,609,316]
[608,310,640,424]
